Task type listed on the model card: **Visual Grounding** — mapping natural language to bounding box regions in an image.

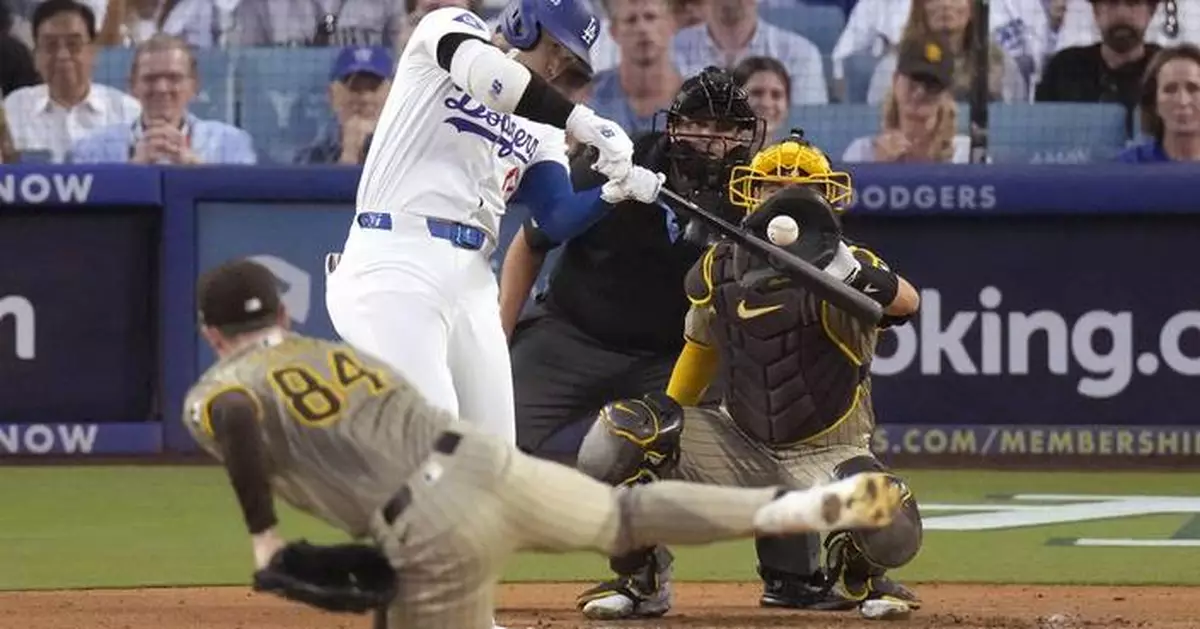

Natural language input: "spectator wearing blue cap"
[1118,44,1200,162]
[69,33,256,164]
[294,44,394,165]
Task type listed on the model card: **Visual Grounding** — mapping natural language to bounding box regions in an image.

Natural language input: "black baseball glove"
[252,540,397,614]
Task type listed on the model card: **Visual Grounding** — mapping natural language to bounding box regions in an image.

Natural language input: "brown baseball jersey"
[183,331,453,538]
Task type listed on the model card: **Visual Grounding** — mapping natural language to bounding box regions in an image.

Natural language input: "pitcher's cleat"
[753,473,902,535]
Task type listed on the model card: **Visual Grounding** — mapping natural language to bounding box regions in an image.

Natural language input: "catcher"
[183,258,906,629]
[574,132,925,621]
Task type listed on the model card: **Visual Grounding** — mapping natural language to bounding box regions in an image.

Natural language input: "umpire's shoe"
[576,566,673,620]
[758,566,857,611]
[825,532,921,620]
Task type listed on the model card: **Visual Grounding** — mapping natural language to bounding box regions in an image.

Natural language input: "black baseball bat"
[657,188,883,324]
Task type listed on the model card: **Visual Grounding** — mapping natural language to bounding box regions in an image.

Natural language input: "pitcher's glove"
[252,540,397,614]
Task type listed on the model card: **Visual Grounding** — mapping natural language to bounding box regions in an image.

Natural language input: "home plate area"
[6,582,1199,629]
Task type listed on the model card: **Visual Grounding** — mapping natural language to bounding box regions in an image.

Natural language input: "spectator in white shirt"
[866,0,1031,104]
[2,0,139,162]
[832,0,1048,101]
[844,34,971,163]
[672,0,828,104]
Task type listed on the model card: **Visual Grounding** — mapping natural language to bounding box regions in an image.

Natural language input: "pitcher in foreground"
[184,258,905,629]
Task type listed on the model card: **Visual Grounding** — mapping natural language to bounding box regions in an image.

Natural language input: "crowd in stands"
[0,0,1196,166]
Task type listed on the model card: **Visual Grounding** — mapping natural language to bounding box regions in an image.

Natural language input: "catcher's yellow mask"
[728,135,853,213]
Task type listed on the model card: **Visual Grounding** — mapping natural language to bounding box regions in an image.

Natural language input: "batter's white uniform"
[326,8,571,446]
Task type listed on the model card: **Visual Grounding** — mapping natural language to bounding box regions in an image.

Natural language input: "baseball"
[766,215,800,246]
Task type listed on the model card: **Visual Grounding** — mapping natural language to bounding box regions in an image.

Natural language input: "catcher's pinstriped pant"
[674,404,876,489]
[367,429,783,629]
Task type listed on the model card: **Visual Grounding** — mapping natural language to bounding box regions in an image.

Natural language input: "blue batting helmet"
[498,0,600,68]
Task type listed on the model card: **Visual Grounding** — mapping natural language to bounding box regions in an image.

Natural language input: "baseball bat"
[657,188,883,325]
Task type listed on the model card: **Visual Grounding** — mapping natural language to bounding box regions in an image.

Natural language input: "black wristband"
[850,264,899,307]
[514,72,575,128]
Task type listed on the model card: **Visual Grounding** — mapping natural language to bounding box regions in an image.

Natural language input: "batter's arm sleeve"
[499,225,547,341]
[206,388,278,535]
[409,8,577,128]
[667,306,720,406]
[509,160,608,244]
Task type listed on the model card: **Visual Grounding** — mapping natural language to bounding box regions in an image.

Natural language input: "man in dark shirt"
[1035,0,1161,136]
[499,67,844,618]
[0,0,39,98]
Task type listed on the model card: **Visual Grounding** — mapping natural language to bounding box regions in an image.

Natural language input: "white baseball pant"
[325,213,516,445]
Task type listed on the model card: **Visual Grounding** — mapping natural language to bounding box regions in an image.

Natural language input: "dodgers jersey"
[355,7,570,241]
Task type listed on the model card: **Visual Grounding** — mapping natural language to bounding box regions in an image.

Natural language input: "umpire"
[498,67,839,617]
[501,66,758,457]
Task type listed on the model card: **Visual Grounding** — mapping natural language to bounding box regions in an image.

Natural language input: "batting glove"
[566,105,634,181]
[823,241,862,284]
[601,167,665,205]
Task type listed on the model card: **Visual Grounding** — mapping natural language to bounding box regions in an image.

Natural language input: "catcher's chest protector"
[708,244,868,445]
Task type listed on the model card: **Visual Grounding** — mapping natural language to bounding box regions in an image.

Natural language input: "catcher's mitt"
[252,540,397,614]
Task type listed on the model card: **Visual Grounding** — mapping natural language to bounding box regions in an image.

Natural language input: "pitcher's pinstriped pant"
[367,430,787,629]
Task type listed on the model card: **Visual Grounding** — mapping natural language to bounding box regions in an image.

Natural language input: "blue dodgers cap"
[330,46,395,82]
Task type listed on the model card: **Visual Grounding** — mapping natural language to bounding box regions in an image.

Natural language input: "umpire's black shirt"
[523,132,706,354]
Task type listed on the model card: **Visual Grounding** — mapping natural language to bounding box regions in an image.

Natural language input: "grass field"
[3,466,1199,591]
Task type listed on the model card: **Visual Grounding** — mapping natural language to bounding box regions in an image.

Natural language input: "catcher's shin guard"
[825,456,923,620]
[576,392,684,487]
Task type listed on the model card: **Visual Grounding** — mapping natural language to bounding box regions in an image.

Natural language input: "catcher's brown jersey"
[183,332,453,538]
[683,241,883,446]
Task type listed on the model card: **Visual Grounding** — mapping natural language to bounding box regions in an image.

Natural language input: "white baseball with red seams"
[766,215,800,246]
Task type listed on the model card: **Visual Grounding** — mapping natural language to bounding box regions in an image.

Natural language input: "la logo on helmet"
[581,17,598,45]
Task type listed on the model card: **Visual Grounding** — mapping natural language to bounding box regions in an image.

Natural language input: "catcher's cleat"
[576,568,673,620]
[753,472,902,535]
[826,532,921,621]
[758,567,857,611]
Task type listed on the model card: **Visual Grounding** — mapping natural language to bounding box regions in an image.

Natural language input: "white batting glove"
[565,105,633,181]
[823,241,862,284]
[601,167,665,204]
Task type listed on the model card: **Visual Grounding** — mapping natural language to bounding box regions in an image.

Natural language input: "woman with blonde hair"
[1119,44,1200,163]
[867,0,1028,105]
[845,35,970,163]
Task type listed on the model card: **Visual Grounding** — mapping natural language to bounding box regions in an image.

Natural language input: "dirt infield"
[5,582,1198,629]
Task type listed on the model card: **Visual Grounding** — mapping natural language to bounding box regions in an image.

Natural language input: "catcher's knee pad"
[832,455,922,569]
[576,392,684,487]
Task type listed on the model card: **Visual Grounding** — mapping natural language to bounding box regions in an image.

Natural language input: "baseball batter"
[574,134,927,621]
[325,0,665,445]
[184,258,905,629]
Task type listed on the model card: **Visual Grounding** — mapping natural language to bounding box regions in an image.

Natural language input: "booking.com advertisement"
[1,165,1199,457]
